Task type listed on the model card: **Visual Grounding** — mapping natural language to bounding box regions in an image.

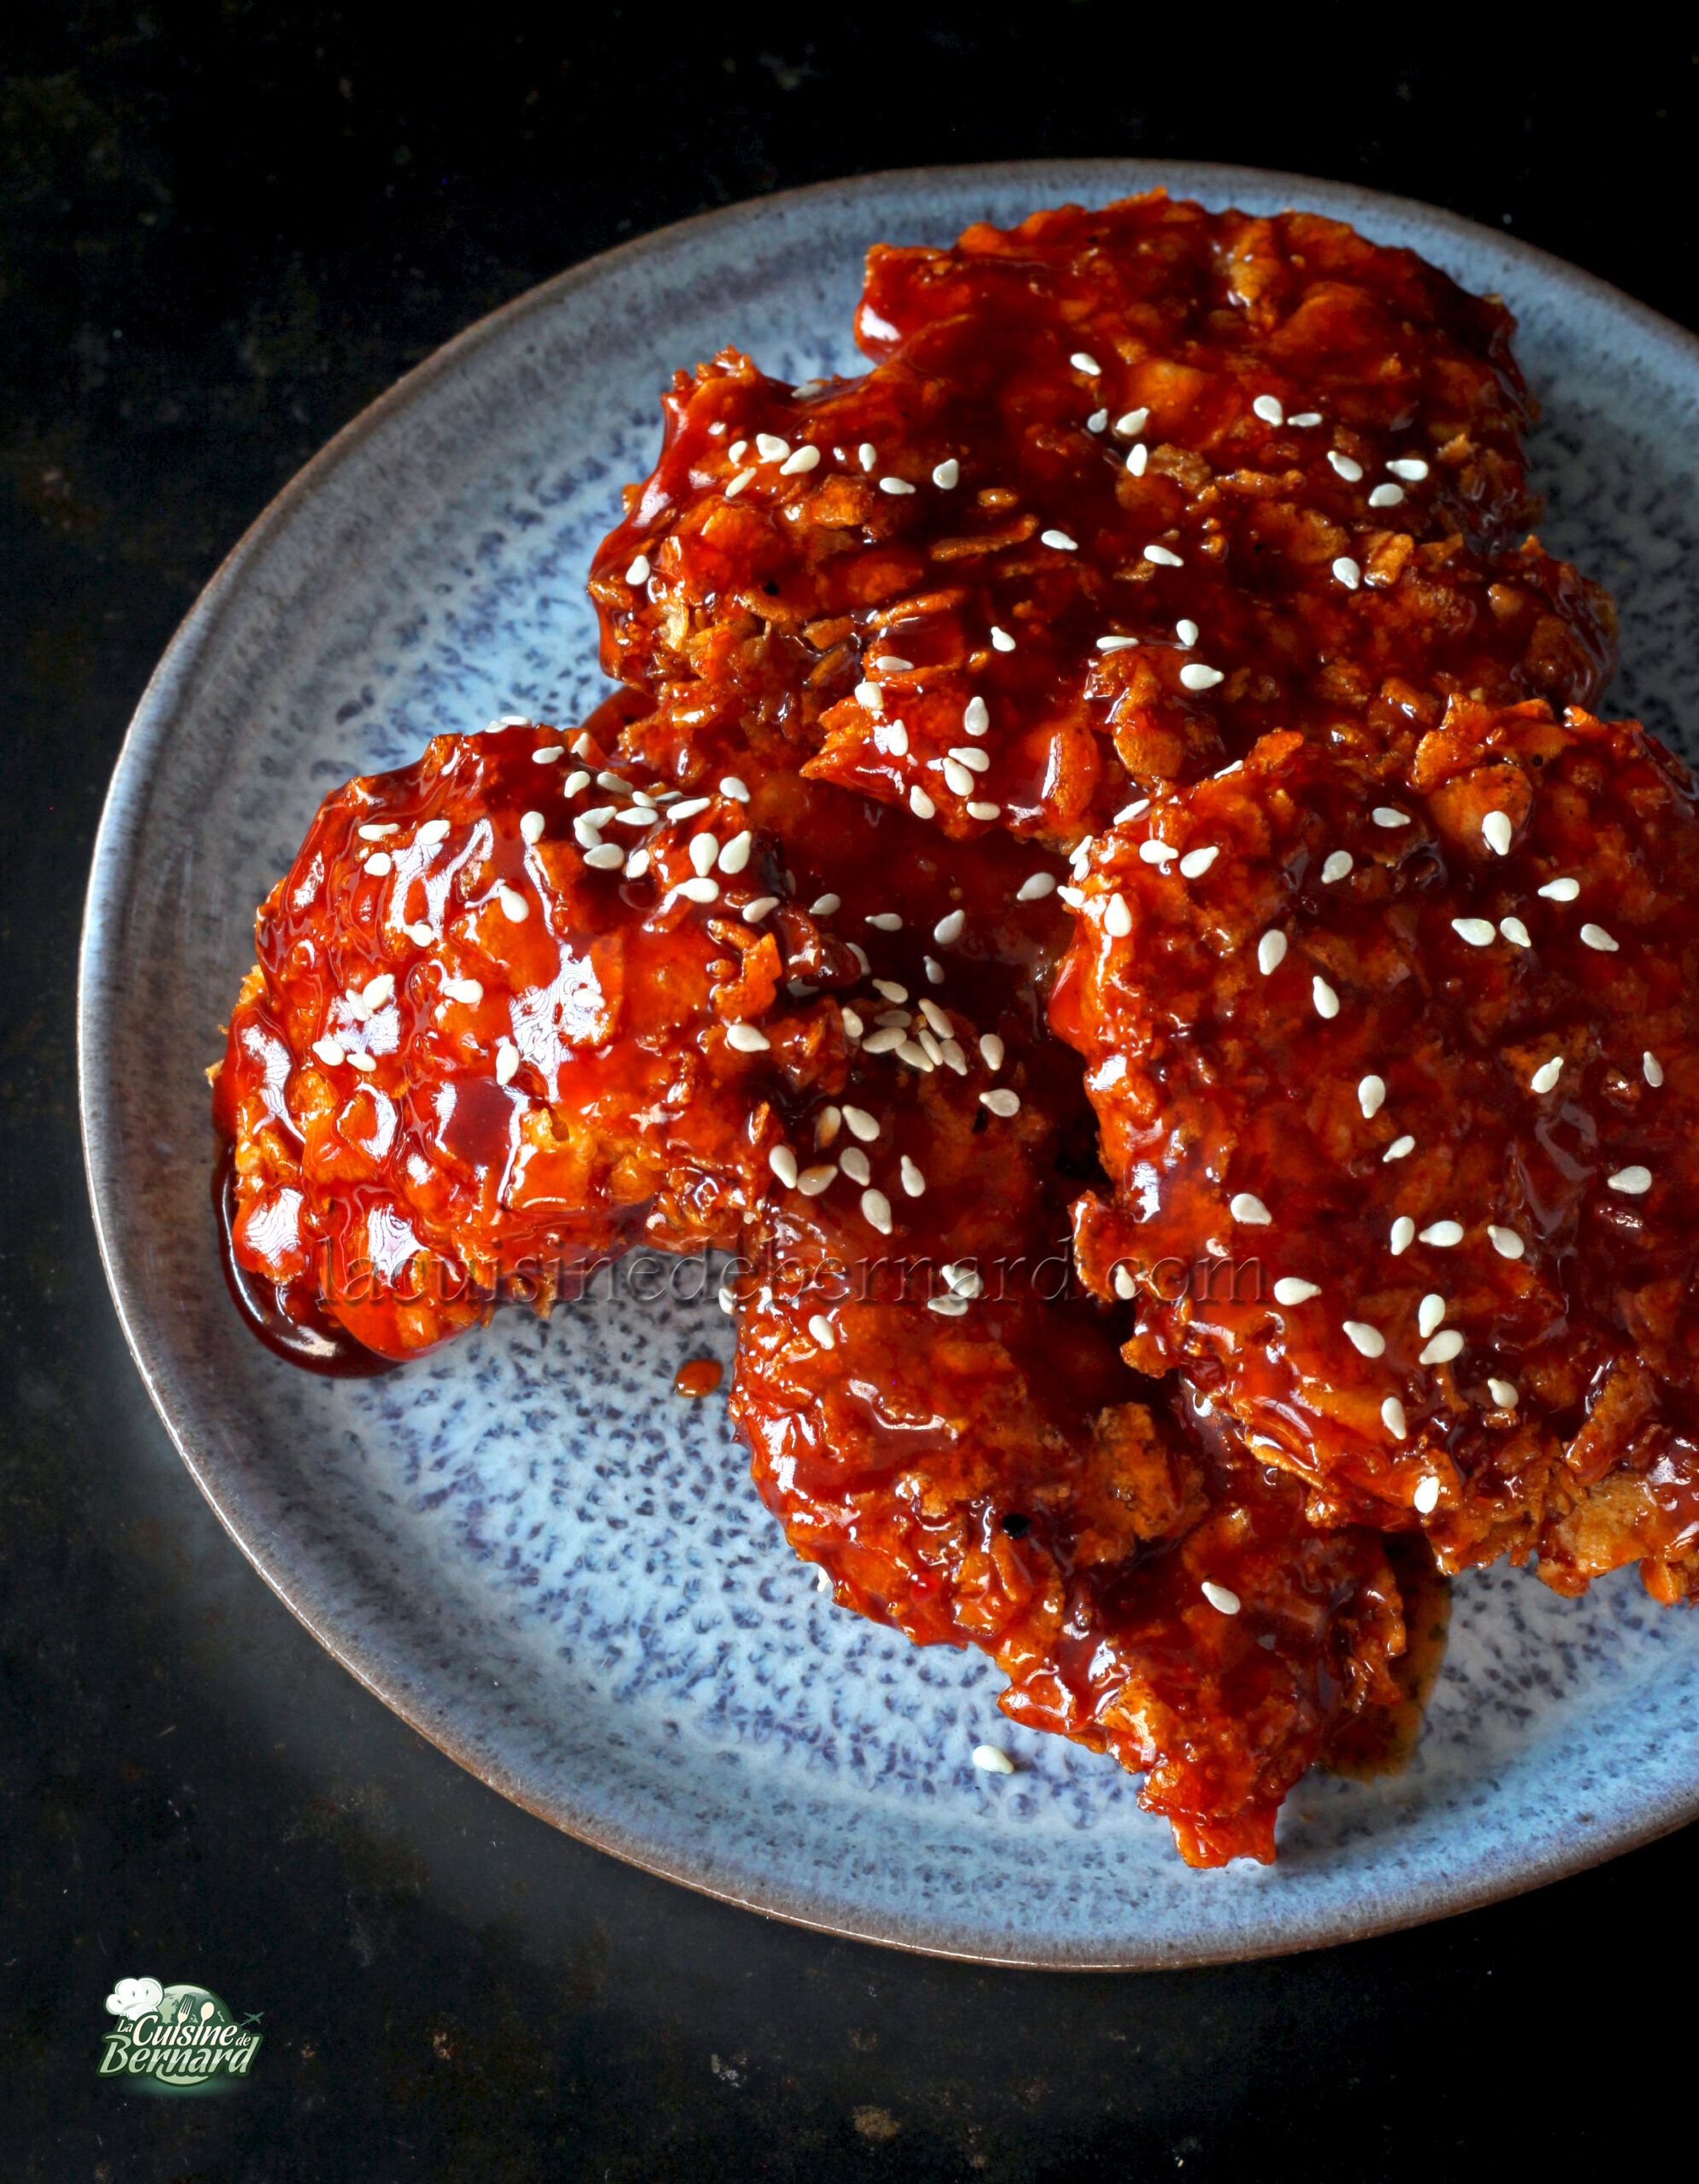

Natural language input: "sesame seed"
[854,681,882,712]
[1384,1135,1416,1162]
[573,814,605,847]
[1332,556,1362,590]
[809,893,841,916]
[1368,483,1405,508]
[929,1294,969,1317]
[780,444,820,474]
[1644,1051,1664,1087]
[1126,444,1149,476]
[1418,1220,1463,1246]
[1418,1294,1446,1338]
[842,1105,880,1142]
[626,851,651,880]
[688,834,720,877]
[1321,851,1353,884]
[1257,930,1288,976]
[1413,1475,1440,1514]
[807,1313,835,1349]
[816,1107,842,1147]
[980,1089,1021,1118]
[947,746,990,773]
[900,1155,926,1197]
[1253,394,1284,424]
[963,696,990,736]
[1390,1217,1415,1255]
[870,657,911,674]
[724,468,754,497]
[1113,1264,1138,1300]
[1313,976,1340,1019]
[932,457,960,488]
[725,1023,770,1054]
[1452,917,1495,947]
[926,959,946,988]
[440,975,483,1005]
[364,851,393,877]
[880,476,916,497]
[1176,619,1199,647]
[858,443,876,471]
[862,1188,893,1234]
[1143,543,1183,566]
[1481,810,1515,857]
[1372,807,1411,828]
[871,979,909,1002]
[669,796,712,820]
[584,845,626,873]
[1486,1379,1519,1410]
[1273,1277,1320,1304]
[1178,663,1225,692]
[570,732,595,757]
[797,1165,836,1197]
[718,831,753,874]
[417,818,452,846]
[678,875,719,902]
[979,1034,1005,1072]
[1387,457,1429,480]
[860,1026,904,1054]
[1016,872,1056,903]
[1289,411,1323,428]
[495,1040,520,1087]
[1115,409,1149,435]
[841,1148,871,1186]
[1500,918,1532,949]
[1097,634,1139,652]
[1580,923,1618,952]
[625,553,651,585]
[1487,1226,1526,1260]
[972,1745,1015,1775]
[1420,1329,1464,1365]
[345,1048,376,1072]
[1538,877,1580,902]
[358,822,399,841]
[1086,408,1108,432]
[755,433,790,463]
[1531,1057,1563,1095]
[1105,892,1132,937]
[1057,886,1085,909]
[613,806,656,828]
[408,922,433,946]
[531,746,565,765]
[1041,529,1079,551]
[720,775,751,801]
[933,909,966,945]
[966,801,1001,822]
[727,440,748,462]
[1070,351,1101,375]
[1359,1074,1387,1118]
[1202,1579,1242,1614]
[1114,799,1151,824]
[497,883,531,920]
[1382,1397,1408,1438]
[1230,1192,1271,1224]
[312,1036,346,1066]
[1609,1165,1652,1194]
[1327,450,1364,481]
[1344,1321,1386,1357]
[563,770,591,795]
[866,911,903,932]
[767,1146,800,1190]
[919,998,951,1037]
[943,758,975,797]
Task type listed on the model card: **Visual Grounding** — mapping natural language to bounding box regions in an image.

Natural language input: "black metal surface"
[5,9,1694,2175]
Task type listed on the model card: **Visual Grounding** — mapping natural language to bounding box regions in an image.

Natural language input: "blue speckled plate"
[79,161,1699,1967]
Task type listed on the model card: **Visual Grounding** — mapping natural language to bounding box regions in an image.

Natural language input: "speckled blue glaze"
[79,161,1699,1966]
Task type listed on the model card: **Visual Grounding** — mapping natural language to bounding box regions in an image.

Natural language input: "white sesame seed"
[1230,1193,1271,1225]
[1487,1226,1526,1260]
[495,1040,520,1087]
[1420,1329,1464,1365]
[796,1164,836,1198]
[1390,1217,1415,1255]
[625,553,651,586]
[718,831,753,875]
[926,959,946,987]
[966,801,1001,822]
[440,975,483,1005]
[1321,851,1353,884]
[1113,1264,1138,1301]
[1273,1277,1320,1305]
[1015,872,1056,904]
[806,894,841,919]
[1126,444,1149,476]
[841,1007,864,1039]
[1644,1051,1664,1087]
[512,810,544,846]
[531,746,565,766]
[932,457,960,488]
[980,1089,1021,1118]
[1452,918,1495,947]
[919,998,951,1038]
[807,1313,835,1350]
[1609,1165,1652,1194]
[1418,1294,1446,1338]
[358,822,398,841]
[1413,1474,1440,1514]
[1481,1381,1519,1415]
[562,770,591,795]
[899,1155,926,1198]
[1368,483,1405,508]
[1358,1074,1387,1119]
[854,681,882,713]
[726,1023,771,1054]
[816,1107,842,1147]
[1418,1220,1463,1247]
[1388,457,1429,480]
[860,1026,904,1054]
[858,443,876,471]
[1344,1321,1386,1358]
[1257,930,1288,976]
[1289,411,1323,428]
[1481,810,1515,857]
[688,833,720,877]
[570,732,596,757]
[724,468,754,498]
[497,883,531,921]
[626,851,651,880]
[1041,529,1079,551]
[972,1744,1015,1775]
[1086,408,1108,432]
[1372,808,1411,829]
[1580,924,1618,952]
[1332,556,1362,590]
[1382,1397,1408,1438]
[866,913,903,935]
[943,758,975,797]
[1143,543,1183,566]
[841,1105,880,1143]
[416,818,451,847]
[871,978,908,1003]
[979,1034,1004,1072]
[991,626,1015,651]
[947,746,990,773]
[719,775,751,802]
[585,845,628,874]
[755,433,790,463]
[1527,1056,1564,1097]
[1313,976,1340,1019]
[1096,634,1139,652]
[1178,664,1225,694]
[861,1188,893,1234]
[779,444,821,474]
[1253,394,1284,425]
[727,439,748,462]
[311,1036,346,1067]
[928,1294,969,1317]
[1384,1135,1416,1162]
[1104,892,1132,937]
[1115,409,1149,435]
[363,852,393,877]
[958,695,992,741]
[1114,799,1150,824]
[408,922,434,947]
[1056,886,1085,909]
[928,909,964,947]
[1202,1579,1242,1614]
[345,1048,376,1072]
[1178,623,1202,652]
[767,1146,800,1190]
[1538,877,1580,902]
[880,477,916,497]
[1070,351,1101,375]
[841,1149,871,1186]
[1327,450,1364,481]
[1499,917,1532,949]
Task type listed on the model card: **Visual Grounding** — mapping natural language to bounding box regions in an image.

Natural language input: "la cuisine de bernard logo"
[99,1978,263,2095]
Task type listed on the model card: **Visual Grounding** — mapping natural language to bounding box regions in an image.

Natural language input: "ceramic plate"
[79,160,1699,1967]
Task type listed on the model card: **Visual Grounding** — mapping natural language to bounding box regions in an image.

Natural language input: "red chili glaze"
[1051,700,1699,1601]
[673,1356,724,1397]
[589,193,1614,851]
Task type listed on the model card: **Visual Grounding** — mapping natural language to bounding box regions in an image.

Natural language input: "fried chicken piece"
[1050,698,1699,1600]
[590,194,1614,846]
[732,1001,1405,1867]
[211,723,851,1359]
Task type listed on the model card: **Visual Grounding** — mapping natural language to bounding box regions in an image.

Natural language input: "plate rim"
[77,155,1699,1970]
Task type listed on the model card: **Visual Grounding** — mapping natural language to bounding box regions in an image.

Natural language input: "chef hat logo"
[106,1977,163,2020]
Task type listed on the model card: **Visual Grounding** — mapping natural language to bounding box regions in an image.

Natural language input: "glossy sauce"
[673,1356,724,1398]
[212,1146,397,1376]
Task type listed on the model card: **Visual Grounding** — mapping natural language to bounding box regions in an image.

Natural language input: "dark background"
[4,6,1695,2176]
